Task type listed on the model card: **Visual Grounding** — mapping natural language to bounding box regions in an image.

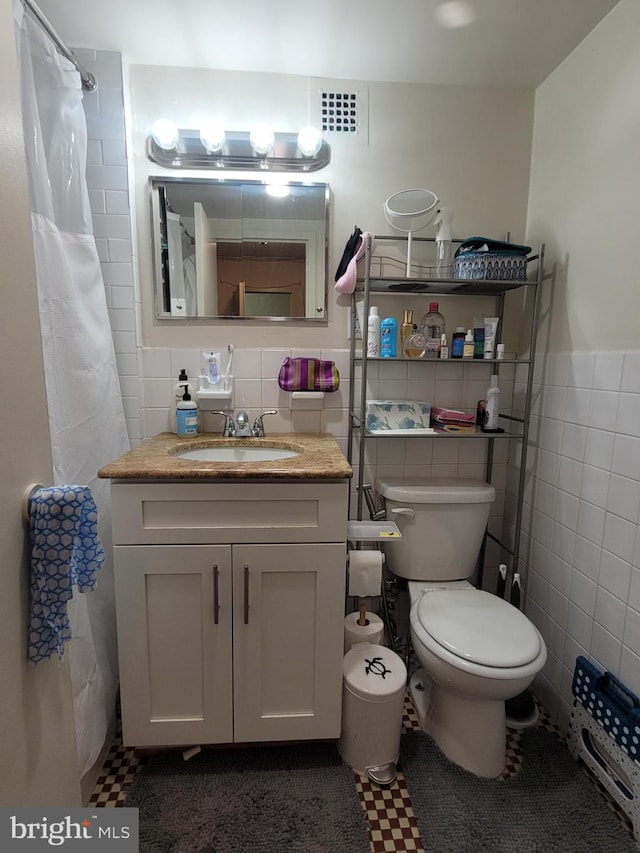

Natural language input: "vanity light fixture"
[147,123,330,172]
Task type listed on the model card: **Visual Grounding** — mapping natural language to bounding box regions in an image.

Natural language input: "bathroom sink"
[175,445,301,462]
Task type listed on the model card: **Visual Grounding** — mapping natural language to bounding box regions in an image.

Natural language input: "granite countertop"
[98,432,353,481]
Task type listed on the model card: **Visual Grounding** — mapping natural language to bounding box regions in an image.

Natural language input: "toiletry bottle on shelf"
[463,329,474,359]
[496,343,505,360]
[367,306,381,357]
[438,333,449,359]
[421,302,445,360]
[451,327,466,359]
[380,316,398,358]
[434,207,454,278]
[404,324,426,358]
[400,309,414,353]
[176,385,199,436]
[483,375,501,431]
[473,316,485,359]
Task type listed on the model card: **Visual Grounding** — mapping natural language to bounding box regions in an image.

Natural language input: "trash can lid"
[343,642,407,702]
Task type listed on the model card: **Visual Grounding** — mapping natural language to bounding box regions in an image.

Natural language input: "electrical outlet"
[347,306,362,340]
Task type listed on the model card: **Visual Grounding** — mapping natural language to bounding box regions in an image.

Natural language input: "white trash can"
[337,642,407,785]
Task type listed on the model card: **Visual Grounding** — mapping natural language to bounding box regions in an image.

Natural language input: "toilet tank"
[375,478,495,581]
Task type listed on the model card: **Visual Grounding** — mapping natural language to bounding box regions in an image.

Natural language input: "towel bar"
[22,482,45,524]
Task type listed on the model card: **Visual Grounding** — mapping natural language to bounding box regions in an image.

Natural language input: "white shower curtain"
[14,1,130,777]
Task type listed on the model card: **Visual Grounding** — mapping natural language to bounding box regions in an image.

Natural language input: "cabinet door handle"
[243,564,250,624]
[213,564,220,625]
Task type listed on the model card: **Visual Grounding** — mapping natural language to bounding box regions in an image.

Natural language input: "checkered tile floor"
[90,694,637,851]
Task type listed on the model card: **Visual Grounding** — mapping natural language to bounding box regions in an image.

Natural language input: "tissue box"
[366,400,433,434]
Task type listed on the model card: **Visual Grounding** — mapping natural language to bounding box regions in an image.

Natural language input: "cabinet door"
[114,545,233,747]
[232,543,345,742]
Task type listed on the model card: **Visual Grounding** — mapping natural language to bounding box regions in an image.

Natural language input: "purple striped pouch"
[277,357,340,392]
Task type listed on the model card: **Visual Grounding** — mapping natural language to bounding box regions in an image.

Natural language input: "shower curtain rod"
[23,0,97,91]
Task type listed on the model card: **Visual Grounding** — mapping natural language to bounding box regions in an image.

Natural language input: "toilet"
[376,477,547,778]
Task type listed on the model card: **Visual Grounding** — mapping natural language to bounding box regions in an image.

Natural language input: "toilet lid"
[415,589,541,668]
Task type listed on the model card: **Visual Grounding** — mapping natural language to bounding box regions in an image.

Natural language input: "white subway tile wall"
[79,49,140,444]
[509,351,640,733]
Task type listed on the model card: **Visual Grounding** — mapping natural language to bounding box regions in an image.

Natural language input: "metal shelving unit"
[347,233,545,585]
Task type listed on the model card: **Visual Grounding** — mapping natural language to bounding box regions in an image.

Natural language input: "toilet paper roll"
[344,611,384,653]
[348,550,383,598]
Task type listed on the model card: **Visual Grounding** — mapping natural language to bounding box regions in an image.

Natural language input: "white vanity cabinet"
[110,480,348,748]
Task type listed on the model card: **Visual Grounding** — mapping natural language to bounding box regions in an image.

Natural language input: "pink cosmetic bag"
[278,357,340,393]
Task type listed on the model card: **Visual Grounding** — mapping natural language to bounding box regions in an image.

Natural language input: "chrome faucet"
[234,411,252,437]
[210,409,278,437]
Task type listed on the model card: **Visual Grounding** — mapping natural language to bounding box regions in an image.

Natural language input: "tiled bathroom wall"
[140,346,351,449]
[508,351,640,731]
[78,48,141,444]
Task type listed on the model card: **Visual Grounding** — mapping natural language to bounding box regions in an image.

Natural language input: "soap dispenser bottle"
[176,385,199,436]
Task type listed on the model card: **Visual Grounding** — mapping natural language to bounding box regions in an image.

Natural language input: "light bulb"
[151,119,179,151]
[297,125,323,157]
[249,124,275,156]
[199,123,226,153]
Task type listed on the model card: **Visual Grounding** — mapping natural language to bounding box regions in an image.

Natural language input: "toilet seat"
[413,588,542,668]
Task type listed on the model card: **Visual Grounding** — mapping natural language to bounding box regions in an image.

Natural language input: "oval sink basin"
[176,446,301,463]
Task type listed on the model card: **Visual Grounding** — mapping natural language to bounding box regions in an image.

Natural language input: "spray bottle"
[434,206,454,278]
[483,375,503,432]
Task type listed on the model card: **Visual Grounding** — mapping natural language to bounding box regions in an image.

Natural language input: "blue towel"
[28,485,105,664]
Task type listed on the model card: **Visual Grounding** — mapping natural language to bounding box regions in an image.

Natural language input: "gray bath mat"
[124,741,370,853]
[400,727,637,852]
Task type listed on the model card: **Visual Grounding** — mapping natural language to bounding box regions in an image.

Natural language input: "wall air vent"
[311,81,369,144]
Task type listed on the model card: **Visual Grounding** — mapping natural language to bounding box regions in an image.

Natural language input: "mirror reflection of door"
[217,241,306,316]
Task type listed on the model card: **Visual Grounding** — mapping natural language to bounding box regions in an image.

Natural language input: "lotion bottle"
[176,385,199,436]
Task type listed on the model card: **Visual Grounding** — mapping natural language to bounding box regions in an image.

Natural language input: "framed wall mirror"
[149,177,329,321]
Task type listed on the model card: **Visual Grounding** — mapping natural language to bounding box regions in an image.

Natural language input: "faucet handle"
[210,411,235,437]
[252,410,278,437]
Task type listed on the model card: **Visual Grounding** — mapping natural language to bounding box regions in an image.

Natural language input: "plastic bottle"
[176,385,199,436]
[367,306,381,357]
[421,302,445,360]
[380,317,398,358]
[172,369,195,433]
[463,329,474,359]
[473,316,485,360]
[484,375,501,430]
[434,207,454,278]
[451,327,466,359]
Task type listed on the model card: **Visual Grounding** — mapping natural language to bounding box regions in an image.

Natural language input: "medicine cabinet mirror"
[150,177,329,321]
